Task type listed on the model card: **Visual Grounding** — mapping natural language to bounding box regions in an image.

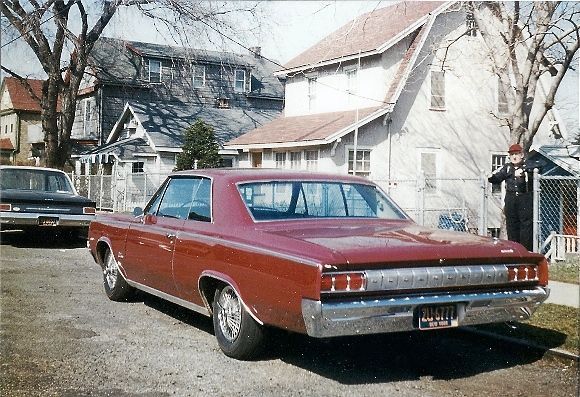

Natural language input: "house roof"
[125,101,280,148]
[89,37,284,99]
[226,107,387,149]
[0,138,15,151]
[81,137,153,163]
[83,101,280,162]
[1,77,43,112]
[531,145,580,176]
[281,1,447,73]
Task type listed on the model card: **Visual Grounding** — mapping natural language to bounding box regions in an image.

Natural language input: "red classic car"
[88,169,549,359]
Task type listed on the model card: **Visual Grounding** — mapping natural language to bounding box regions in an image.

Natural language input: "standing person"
[488,143,536,251]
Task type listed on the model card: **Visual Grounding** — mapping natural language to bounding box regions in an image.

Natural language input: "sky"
[0,1,386,78]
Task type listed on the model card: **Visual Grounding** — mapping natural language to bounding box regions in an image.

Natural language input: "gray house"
[74,37,284,174]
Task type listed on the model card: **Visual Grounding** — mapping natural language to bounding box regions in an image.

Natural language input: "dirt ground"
[1,231,578,397]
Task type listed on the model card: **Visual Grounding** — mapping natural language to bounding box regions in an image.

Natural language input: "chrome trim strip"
[363,264,536,292]
[125,279,210,316]
[302,286,550,338]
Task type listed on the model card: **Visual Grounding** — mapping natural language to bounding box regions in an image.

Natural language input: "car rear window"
[0,168,74,193]
[238,181,405,221]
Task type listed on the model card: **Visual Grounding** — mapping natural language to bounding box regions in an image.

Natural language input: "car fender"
[198,270,264,326]
[95,236,131,279]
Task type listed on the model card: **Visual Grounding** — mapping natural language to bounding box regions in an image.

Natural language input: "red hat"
[508,144,523,154]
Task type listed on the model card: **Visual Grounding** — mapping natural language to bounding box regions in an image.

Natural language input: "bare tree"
[1,1,262,168]
[471,1,580,152]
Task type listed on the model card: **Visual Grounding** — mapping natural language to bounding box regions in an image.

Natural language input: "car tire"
[102,248,134,301]
[212,285,264,360]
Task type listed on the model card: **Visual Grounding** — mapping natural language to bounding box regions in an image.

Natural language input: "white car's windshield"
[0,169,74,193]
[238,181,406,221]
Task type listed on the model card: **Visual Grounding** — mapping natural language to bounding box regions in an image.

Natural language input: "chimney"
[249,46,261,58]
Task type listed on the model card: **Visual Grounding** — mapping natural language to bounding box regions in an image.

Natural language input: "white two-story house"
[225,1,567,231]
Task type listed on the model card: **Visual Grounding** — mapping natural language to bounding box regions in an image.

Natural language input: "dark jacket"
[488,159,542,193]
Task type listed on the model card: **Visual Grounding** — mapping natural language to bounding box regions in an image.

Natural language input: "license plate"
[418,305,458,330]
[38,216,59,226]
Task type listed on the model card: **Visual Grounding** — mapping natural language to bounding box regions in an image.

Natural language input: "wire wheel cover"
[217,287,242,342]
[104,252,118,289]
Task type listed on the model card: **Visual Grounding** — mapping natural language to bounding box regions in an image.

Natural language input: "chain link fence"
[536,174,580,260]
[71,172,164,212]
[72,169,579,259]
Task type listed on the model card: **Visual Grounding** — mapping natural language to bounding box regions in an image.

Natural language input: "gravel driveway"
[1,231,578,397]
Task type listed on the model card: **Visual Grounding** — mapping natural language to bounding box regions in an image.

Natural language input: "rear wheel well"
[95,241,110,266]
[199,276,227,313]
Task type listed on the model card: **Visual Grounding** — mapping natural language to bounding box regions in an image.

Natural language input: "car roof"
[0,165,67,174]
[171,168,374,185]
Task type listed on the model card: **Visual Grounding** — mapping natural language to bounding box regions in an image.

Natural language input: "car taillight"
[321,272,367,293]
[507,264,538,282]
[83,207,96,215]
[0,203,12,211]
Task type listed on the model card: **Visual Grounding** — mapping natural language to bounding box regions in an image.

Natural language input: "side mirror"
[133,207,143,216]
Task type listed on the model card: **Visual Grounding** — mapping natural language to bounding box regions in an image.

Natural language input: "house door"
[252,152,262,168]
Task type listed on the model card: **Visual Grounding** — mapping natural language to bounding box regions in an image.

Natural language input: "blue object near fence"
[438,212,467,232]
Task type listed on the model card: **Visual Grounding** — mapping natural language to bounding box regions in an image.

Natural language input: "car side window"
[187,177,211,222]
[157,178,198,220]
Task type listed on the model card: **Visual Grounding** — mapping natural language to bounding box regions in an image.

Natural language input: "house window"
[491,153,507,194]
[275,152,286,168]
[466,10,478,36]
[83,99,92,135]
[344,69,358,102]
[235,69,246,92]
[290,151,301,169]
[430,70,445,110]
[149,59,162,83]
[497,78,509,115]
[419,151,438,193]
[308,77,317,111]
[193,65,205,88]
[132,162,144,174]
[216,97,230,109]
[305,150,318,171]
[84,100,91,122]
[348,149,371,177]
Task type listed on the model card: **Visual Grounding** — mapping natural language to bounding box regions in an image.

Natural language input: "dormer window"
[234,69,246,92]
[149,59,162,83]
[216,96,230,109]
[193,65,205,88]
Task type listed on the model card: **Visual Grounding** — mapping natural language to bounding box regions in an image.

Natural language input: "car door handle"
[166,233,176,239]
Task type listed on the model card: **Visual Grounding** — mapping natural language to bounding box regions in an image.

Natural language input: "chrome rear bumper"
[301,287,549,338]
[0,212,94,228]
